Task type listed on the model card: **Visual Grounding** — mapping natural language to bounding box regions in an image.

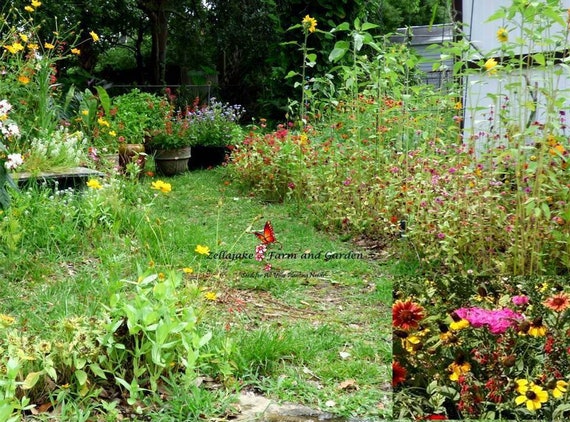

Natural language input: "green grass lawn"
[0,166,391,421]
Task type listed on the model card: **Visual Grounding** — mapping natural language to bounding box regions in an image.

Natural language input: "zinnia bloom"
[497,27,508,43]
[515,381,548,411]
[302,15,318,33]
[151,180,172,193]
[392,361,407,387]
[86,179,102,189]
[543,292,570,312]
[512,295,529,306]
[195,244,210,255]
[392,299,425,330]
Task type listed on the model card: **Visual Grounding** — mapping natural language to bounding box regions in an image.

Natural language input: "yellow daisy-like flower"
[497,27,508,43]
[454,101,463,110]
[151,180,172,194]
[89,31,100,42]
[44,42,55,50]
[484,58,498,74]
[158,272,166,280]
[195,244,210,256]
[18,75,30,84]
[97,117,110,127]
[27,43,39,51]
[71,48,81,55]
[81,109,89,116]
[12,42,24,52]
[182,267,193,274]
[204,291,218,301]
[109,130,116,137]
[550,380,568,399]
[31,0,42,7]
[448,361,471,381]
[450,318,470,331]
[515,381,548,411]
[24,5,34,12]
[20,34,28,42]
[302,15,318,33]
[86,179,102,189]
[402,334,422,353]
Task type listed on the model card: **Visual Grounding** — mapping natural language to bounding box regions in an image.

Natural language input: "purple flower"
[454,307,523,335]
[437,232,445,239]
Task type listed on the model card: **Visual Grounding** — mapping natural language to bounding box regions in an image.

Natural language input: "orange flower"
[543,292,570,312]
[393,299,425,330]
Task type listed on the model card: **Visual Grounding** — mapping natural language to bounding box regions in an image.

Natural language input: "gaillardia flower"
[392,361,407,387]
[392,299,425,330]
[543,291,570,312]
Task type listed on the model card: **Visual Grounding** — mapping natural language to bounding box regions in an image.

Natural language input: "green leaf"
[333,22,350,32]
[95,86,111,116]
[75,369,88,386]
[533,53,545,66]
[89,363,107,379]
[329,40,350,62]
[353,33,364,51]
[361,22,379,31]
[285,70,298,79]
[22,371,42,390]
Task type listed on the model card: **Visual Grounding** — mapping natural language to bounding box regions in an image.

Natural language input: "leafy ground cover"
[0,167,390,421]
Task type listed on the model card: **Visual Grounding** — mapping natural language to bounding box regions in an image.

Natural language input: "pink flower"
[512,295,529,306]
[454,307,523,335]
[255,244,267,261]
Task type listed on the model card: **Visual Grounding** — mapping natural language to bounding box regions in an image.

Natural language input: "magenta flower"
[512,295,529,306]
[454,307,523,335]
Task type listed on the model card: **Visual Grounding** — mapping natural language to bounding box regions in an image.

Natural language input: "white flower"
[0,99,12,116]
[4,153,24,170]
[0,122,20,139]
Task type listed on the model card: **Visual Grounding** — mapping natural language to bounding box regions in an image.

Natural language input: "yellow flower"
[4,45,17,54]
[550,380,568,399]
[18,75,30,84]
[151,180,172,194]
[448,361,471,381]
[81,109,89,116]
[71,48,81,55]
[109,130,116,137]
[204,292,218,301]
[20,34,28,42]
[497,27,508,43]
[27,43,39,51]
[86,179,102,189]
[182,267,193,274]
[158,272,165,280]
[0,314,16,327]
[484,58,498,74]
[24,5,34,12]
[89,31,100,42]
[449,318,470,331]
[401,334,421,353]
[97,117,110,127]
[454,101,463,110]
[31,0,42,7]
[515,381,548,411]
[302,15,318,33]
[44,42,55,50]
[550,144,566,156]
[195,245,210,256]
[12,42,24,52]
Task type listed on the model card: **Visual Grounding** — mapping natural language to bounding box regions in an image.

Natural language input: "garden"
[1,0,570,420]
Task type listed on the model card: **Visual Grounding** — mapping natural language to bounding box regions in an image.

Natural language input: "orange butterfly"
[253,220,279,245]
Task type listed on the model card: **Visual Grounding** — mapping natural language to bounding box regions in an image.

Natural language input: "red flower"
[393,299,425,330]
[392,361,407,387]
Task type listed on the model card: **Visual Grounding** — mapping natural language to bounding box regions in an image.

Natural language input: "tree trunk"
[138,0,170,85]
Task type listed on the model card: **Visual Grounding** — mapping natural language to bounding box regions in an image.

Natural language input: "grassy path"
[0,168,391,420]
